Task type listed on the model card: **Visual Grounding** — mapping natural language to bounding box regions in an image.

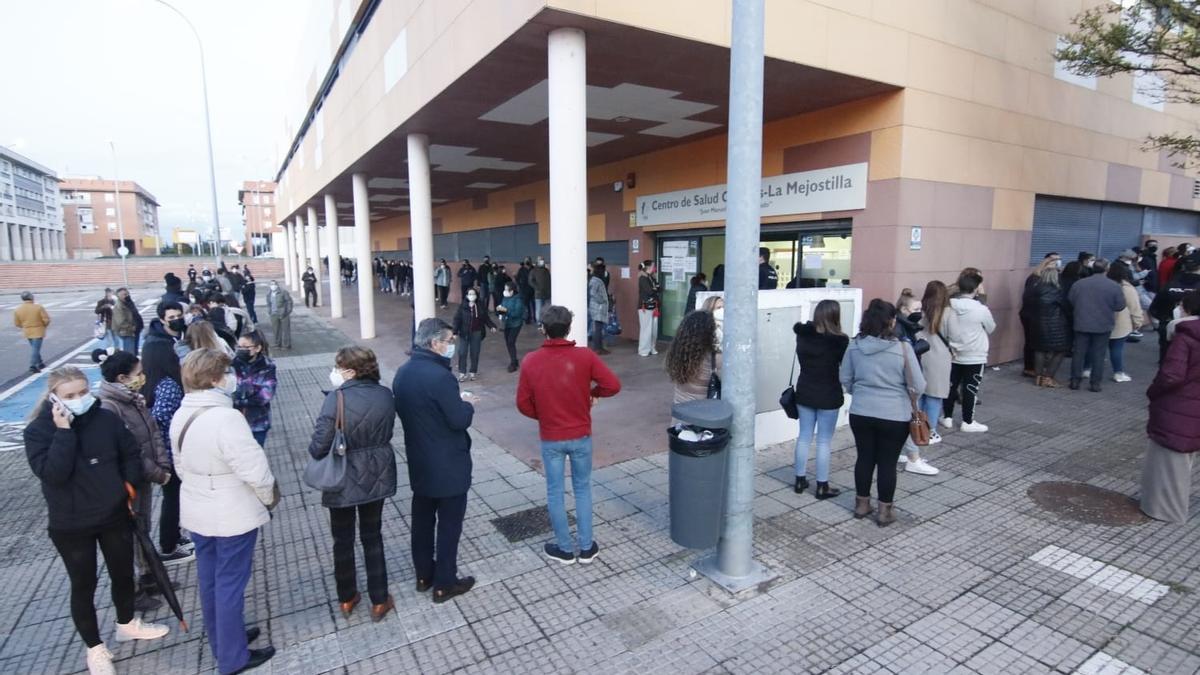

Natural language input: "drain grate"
[1027,481,1149,526]
[490,505,575,543]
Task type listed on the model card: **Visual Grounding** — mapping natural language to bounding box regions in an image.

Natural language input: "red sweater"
[516,339,621,441]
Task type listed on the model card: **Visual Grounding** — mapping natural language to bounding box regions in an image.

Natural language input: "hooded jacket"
[233,353,277,433]
[1147,320,1200,453]
[97,380,172,485]
[839,336,925,423]
[793,321,849,410]
[24,398,143,531]
[307,378,397,507]
[945,297,995,365]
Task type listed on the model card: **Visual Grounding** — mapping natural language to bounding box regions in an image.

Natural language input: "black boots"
[814,482,841,500]
[793,476,809,494]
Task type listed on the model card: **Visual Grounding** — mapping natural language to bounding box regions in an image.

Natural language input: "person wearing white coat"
[171,348,278,674]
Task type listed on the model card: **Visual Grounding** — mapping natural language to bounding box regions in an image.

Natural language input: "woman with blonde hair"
[176,320,234,360]
[24,367,169,674]
[171,349,277,674]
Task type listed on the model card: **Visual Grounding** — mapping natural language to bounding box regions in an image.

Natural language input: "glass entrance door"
[656,237,700,340]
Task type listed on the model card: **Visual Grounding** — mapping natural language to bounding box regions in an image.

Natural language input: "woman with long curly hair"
[666,310,721,408]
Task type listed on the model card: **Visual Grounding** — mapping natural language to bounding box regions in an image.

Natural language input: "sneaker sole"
[960,428,987,433]
[544,552,576,565]
[115,629,169,642]
[578,554,599,564]
[161,556,195,567]
[906,467,939,476]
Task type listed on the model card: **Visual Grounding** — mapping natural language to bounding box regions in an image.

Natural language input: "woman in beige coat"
[1108,262,1144,383]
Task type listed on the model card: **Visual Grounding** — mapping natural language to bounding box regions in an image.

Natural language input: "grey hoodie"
[839,336,925,423]
[945,296,995,365]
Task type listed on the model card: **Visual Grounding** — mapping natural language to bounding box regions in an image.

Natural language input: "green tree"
[1055,0,1200,167]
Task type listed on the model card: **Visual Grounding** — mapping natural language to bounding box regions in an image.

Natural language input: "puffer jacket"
[1027,282,1072,352]
[307,378,397,508]
[1147,320,1200,453]
[233,354,277,433]
[793,321,848,410]
[97,380,171,485]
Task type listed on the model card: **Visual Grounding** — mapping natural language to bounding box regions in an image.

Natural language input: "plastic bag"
[668,425,729,457]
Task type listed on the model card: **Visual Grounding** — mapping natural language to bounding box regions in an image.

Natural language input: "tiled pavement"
[0,303,1198,674]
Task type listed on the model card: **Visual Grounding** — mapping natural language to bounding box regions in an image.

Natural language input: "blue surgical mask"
[443,342,456,360]
[62,393,96,417]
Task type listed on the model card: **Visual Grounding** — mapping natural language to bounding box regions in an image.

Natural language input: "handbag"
[706,352,722,399]
[779,354,800,419]
[605,309,622,336]
[303,390,349,492]
[902,343,931,446]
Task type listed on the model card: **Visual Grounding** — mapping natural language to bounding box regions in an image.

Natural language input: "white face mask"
[269,283,278,291]
[713,307,724,322]
[440,341,456,360]
[216,373,237,396]
[62,393,96,416]
[503,290,514,298]
[329,368,346,388]
[467,293,477,303]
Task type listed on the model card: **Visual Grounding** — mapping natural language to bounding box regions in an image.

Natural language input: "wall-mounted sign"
[909,226,922,251]
[635,162,868,227]
[631,238,640,253]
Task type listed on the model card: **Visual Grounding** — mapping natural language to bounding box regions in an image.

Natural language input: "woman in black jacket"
[452,288,497,381]
[1027,265,1072,387]
[24,367,169,674]
[792,300,849,498]
[308,347,398,622]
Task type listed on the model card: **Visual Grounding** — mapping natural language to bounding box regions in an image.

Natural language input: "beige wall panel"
[1026,73,1069,125]
[1091,132,1131,166]
[1065,156,1107,200]
[825,10,909,86]
[944,0,1008,60]
[1003,16,1055,74]
[967,137,1022,190]
[1125,141,1159,171]
[1096,71,1133,100]
[901,127,970,183]
[976,0,1037,22]
[991,189,1034,231]
[1043,121,1092,160]
[1140,171,1171,206]
[1020,147,1070,195]
[764,0,828,68]
[587,214,606,241]
[971,56,1030,112]
[433,0,472,35]
[869,127,903,181]
[547,0,597,13]
[587,0,731,45]
[869,0,948,42]
[808,0,872,19]
[1032,0,1085,33]
[907,36,975,101]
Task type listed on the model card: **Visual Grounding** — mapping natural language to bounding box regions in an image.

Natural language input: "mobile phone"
[48,394,74,422]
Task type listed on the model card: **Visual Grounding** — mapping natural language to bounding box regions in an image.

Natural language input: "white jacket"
[945,296,995,365]
[170,389,275,537]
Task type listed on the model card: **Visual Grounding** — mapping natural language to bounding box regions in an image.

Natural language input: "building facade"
[60,177,160,259]
[0,147,66,261]
[272,0,1200,360]
[237,180,281,256]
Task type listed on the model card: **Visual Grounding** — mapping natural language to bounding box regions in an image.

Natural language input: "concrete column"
[60,232,67,259]
[352,173,375,339]
[284,221,298,290]
[22,225,32,260]
[12,225,24,261]
[324,194,343,318]
[293,216,307,293]
[36,228,47,260]
[0,222,11,261]
[408,133,435,324]
[548,27,589,344]
[307,205,322,306]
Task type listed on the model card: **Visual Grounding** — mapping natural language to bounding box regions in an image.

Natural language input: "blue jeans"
[1109,337,1127,374]
[193,529,258,675]
[541,436,593,553]
[117,335,137,355]
[100,329,117,351]
[794,406,838,481]
[27,337,43,369]
[252,430,268,447]
[921,395,943,430]
[534,298,546,324]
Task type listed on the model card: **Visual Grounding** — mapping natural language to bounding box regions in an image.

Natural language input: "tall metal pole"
[109,141,129,287]
[154,0,222,268]
[695,0,774,593]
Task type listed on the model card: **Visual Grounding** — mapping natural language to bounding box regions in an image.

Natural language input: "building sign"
[909,226,922,251]
[635,162,868,227]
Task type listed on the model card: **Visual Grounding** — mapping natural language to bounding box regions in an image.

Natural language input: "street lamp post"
[109,141,129,287]
[154,0,222,269]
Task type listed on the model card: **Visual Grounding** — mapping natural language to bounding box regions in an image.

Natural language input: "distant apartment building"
[60,177,160,258]
[0,146,66,261]
[238,180,279,255]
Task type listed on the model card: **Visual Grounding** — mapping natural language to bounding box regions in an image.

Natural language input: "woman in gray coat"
[588,265,610,354]
[307,347,398,622]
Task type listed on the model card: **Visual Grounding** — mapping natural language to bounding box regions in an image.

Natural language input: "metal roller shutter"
[1030,197,1102,265]
[1098,204,1145,261]
[1144,207,1200,236]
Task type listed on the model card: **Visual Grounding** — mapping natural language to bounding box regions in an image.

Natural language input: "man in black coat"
[457,259,477,304]
[758,247,778,290]
[392,318,477,603]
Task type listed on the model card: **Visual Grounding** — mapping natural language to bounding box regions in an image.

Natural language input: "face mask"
[467,293,477,303]
[1147,246,1158,253]
[63,393,96,416]
[269,283,278,290]
[441,342,456,360]
[713,308,725,322]
[237,348,254,360]
[537,260,545,267]
[328,368,345,388]
[168,318,186,333]
[124,374,146,391]
[1055,259,1064,270]
[216,373,237,396]
[503,290,514,298]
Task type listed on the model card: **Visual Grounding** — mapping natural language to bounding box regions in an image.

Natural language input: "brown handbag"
[902,342,931,446]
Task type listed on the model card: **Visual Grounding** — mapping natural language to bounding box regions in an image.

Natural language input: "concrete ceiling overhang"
[291,8,897,227]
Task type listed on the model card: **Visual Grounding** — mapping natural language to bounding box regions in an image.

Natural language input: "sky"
[0,0,314,242]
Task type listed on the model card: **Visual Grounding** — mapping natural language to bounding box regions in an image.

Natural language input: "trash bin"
[668,399,733,549]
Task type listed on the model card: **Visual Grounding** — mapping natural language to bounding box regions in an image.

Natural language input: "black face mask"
[167,318,186,333]
[236,348,254,360]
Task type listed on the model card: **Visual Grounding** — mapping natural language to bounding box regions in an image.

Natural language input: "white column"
[307,205,322,306]
[352,173,375,339]
[324,194,343,318]
[35,228,46,260]
[548,27,589,344]
[12,225,24,261]
[19,225,30,260]
[60,232,67,259]
[293,216,307,293]
[408,134,435,324]
[0,222,11,261]
[284,221,298,290]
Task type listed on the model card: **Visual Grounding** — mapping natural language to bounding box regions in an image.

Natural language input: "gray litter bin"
[668,399,733,549]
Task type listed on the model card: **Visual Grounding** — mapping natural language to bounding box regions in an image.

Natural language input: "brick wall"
[0,258,285,290]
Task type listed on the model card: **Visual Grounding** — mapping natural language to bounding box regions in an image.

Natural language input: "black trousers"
[159,472,182,552]
[329,500,388,605]
[458,331,483,374]
[592,320,606,351]
[437,285,449,306]
[304,287,316,307]
[1021,316,1035,372]
[849,414,910,503]
[50,521,136,648]
[504,325,522,365]
[1071,331,1108,385]
[523,292,536,324]
[943,363,985,424]
[411,493,468,590]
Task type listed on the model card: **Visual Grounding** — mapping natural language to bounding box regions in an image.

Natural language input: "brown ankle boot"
[339,592,360,618]
[877,502,896,527]
[853,496,872,519]
[1035,376,1045,387]
[370,595,395,622]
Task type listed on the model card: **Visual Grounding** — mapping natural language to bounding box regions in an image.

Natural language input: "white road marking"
[1074,652,1148,674]
[1030,546,1169,605]
[0,337,99,403]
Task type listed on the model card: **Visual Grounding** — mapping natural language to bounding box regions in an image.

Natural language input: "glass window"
[105,193,114,203]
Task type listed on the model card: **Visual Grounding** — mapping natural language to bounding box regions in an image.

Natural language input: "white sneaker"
[939,417,955,430]
[1082,368,1092,378]
[906,458,940,475]
[960,421,989,433]
[898,454,909,464]
[86,644,116,675]
[928,431,942,445]
[1113,372,1132,383]
[114,617,169,642]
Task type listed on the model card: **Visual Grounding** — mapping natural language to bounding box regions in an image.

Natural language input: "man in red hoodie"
[517,305,621,565]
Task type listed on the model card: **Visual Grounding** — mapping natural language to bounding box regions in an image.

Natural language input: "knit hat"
[164,272,182,290]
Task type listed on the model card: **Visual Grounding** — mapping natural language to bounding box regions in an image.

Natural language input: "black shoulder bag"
[779,354,800,419]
